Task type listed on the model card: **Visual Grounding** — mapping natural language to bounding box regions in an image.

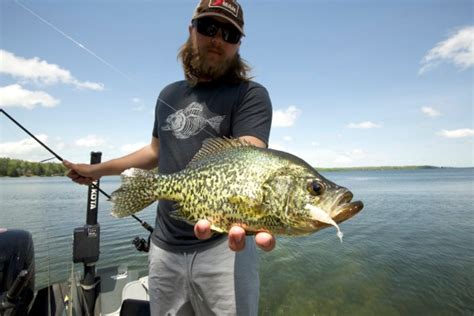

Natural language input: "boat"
[0,152,152,316]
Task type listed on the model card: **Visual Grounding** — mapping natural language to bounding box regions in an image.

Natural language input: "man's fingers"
[194,219,212,240]
[77,177,95,185]
[66,169,93,185]
[62,160,72,168]
[228,226,246,252]
[73,176,94,185]
[255,232,276,252]
[194,221,275,252]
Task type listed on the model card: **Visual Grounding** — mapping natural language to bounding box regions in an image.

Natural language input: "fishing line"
[13,0,218,140]
[6,2,215,232]
[13,1,167,108]
[0,108,153,233]
[40,157,57,163]
[14,0,132,82]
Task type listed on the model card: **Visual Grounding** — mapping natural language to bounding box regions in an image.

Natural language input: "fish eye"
[307,180,324,196]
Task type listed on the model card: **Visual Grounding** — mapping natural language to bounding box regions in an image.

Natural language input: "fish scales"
[169,146,283,228]
[110,138,364,237]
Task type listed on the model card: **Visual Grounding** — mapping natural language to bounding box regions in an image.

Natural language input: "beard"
[180,37,238,83]
[192,47,233,80]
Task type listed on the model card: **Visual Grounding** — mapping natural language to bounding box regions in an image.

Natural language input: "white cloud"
[272,106,301,128]
[421,106,441,117]
[75,135,106,147]
[0,135,73,162]
[419,26,474,74]
[320,149,367,165]
[283,136,293,141]
[0,134,47,156]
[72,80,104,91]
[437,128,474,138]
[346,121,381,129]
[0,135,65,162]
[268,142,286,151]
[305,148,354,167]
[0,84,59,109]
[348,148,367,160]
[0,49,104,90]
[130,97,146,111]
[120,142,148,153]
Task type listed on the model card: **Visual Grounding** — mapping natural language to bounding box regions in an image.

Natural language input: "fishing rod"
[0,108,153,233]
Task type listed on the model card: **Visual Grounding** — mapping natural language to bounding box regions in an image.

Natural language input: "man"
[64,1,274,314]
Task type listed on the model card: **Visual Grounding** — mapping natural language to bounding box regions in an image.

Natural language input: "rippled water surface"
[1,168,473,315]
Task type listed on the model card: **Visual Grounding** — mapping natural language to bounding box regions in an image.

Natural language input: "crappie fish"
[110,138,363,240]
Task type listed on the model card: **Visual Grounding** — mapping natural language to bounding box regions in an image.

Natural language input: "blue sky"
[1,0,473,167]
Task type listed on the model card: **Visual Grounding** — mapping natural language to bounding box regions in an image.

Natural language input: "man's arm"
[194,135,276,252]
[63,136,160,185]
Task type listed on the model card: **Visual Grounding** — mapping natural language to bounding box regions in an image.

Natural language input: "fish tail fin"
[110,168,160,218]
[207,115,225,132]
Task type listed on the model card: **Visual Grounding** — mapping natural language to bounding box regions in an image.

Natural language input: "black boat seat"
[120,299,150,316]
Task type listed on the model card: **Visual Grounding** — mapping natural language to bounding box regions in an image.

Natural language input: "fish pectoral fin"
[228,195,266,219]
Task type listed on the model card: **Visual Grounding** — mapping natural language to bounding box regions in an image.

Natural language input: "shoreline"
[317,165,468,172]
[1,165,473,178]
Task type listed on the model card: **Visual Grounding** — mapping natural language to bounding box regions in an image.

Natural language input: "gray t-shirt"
[151,80,272,252]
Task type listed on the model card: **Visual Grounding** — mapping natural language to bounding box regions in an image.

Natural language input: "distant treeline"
[0,158,67,177]
[0,157,453,177]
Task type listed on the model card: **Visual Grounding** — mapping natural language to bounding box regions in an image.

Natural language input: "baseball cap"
[192,0,245,35]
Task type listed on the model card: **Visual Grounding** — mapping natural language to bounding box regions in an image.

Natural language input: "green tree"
[0,157,67,177]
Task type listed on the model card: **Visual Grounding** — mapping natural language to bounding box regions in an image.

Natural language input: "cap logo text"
[209,0,239,17]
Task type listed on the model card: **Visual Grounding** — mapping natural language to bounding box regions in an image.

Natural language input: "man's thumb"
[62,160,73,168]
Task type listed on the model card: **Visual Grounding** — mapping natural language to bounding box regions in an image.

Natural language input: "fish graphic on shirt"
[162,102,225,139]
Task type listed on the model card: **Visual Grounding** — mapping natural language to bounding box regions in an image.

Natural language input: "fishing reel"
[132,236,150,253]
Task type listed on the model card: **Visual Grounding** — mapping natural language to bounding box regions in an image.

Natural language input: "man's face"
[189,16,241,80]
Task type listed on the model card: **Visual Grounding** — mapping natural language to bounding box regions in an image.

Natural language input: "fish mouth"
[330,191,364,223]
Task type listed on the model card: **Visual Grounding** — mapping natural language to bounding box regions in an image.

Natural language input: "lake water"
[1,168,473,315]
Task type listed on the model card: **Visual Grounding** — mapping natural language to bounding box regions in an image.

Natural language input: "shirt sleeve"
[152,88,168,139]
[231,82,273,146]
[152,98,159,139]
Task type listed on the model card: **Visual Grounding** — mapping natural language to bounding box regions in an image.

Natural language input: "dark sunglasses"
[192,17,242,44]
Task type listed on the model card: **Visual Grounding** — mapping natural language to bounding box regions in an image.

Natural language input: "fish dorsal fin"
[187,137,253,168]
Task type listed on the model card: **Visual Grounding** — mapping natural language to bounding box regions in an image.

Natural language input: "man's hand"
[194,219,276,252]
[63,160,100,185]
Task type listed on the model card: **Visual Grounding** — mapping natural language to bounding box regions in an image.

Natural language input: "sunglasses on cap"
[192,17,242,44]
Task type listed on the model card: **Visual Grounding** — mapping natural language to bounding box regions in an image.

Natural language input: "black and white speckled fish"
[109,138,363,240]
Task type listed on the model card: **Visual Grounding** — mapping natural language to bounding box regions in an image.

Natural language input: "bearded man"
[63,1,273,315]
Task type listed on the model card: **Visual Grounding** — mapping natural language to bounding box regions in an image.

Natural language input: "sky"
[0,0,473,168]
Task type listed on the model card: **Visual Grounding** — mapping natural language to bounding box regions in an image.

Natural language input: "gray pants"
[148,237,259,316]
